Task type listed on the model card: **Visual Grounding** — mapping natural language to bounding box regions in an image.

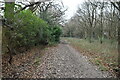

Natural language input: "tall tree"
[111,1,120,78]
[3,0,15,64]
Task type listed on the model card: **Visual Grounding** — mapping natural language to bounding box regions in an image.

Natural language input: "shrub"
[47,25,62,43]
[3,10,62,54]
[3,10,49,53]
[14,10,49,47]
[51,26,62,42]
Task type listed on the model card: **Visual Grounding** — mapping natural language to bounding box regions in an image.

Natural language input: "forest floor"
[2,40,115,78]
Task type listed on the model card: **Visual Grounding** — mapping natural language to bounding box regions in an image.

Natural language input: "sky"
[0,0,85,19]
[62,0,84,20]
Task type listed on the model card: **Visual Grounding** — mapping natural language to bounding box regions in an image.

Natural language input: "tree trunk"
[4,1,15,64]
[117,3,120,78]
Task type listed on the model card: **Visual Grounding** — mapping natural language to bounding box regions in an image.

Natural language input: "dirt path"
[32,43,113,78]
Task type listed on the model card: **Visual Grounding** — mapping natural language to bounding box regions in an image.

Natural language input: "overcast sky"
[0,0,85,19]
[62,0,84,20]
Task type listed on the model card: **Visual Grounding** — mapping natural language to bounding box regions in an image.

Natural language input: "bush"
[14,10,49,47]
[3,10,62,54]
[2,10,49,53]
[50,26,62,42]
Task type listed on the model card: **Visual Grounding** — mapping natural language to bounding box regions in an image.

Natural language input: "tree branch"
[111,2,120,11]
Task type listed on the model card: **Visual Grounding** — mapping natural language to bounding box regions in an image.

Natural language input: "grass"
[34,57,41,65]
[62,37,118,74]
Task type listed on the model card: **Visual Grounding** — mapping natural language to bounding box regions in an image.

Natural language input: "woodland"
[0,0,120,78]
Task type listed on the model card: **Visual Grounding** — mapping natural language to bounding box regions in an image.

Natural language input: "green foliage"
[14,10,48,47]
[49,26,62,42]
[3,10,62,53]
[53,26,62,42]
[5,2,15,24]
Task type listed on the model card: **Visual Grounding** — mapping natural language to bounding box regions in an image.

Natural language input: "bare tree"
[111,1,120,78]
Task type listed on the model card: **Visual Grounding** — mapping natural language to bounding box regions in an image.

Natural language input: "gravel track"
[33,43,113,78]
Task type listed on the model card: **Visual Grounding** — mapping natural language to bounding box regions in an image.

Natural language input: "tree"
[35,0,67,25]
[111,1,120,78]
[63,0,119,46]
[3,0,15,64]
[2,0,64,65]
[63,1,119,77]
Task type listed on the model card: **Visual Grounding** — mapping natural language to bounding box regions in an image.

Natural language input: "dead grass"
[62,37,118,76]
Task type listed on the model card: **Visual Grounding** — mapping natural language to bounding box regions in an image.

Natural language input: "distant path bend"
[33,43,112,78]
